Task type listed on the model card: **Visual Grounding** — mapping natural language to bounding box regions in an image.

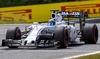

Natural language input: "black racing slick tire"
[55,26,68,48]
[6,27,21,40]
[83,24,98,44]
[6,27,21,48]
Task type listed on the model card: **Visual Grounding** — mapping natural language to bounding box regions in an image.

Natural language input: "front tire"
[6,27,21,40]
[6,27,21,48]
[55,26,68,48]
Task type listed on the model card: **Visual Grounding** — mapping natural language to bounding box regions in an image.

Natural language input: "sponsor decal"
[0,9,32,14]
[4,17,14,21]
[0,9,32,22]
[59,12,80,18]
[61,4,100,14]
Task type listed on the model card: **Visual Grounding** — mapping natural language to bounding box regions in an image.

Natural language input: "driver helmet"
[51,13,63,22]
[48,19,55,26]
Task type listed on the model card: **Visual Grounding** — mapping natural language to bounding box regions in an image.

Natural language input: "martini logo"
[61,4,100,14]
[59,12,80,18]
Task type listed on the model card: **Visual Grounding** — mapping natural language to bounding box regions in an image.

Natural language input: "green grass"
[72,53,100,59]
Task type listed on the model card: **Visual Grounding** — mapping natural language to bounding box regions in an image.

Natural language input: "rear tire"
[6,27,21,48]
[83,24,98,44]
[55,26,68,48]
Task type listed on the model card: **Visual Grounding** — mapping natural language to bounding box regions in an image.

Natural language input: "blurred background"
[0,0,99,23]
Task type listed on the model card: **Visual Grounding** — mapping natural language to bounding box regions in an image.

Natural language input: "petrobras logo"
[59,12,80,18]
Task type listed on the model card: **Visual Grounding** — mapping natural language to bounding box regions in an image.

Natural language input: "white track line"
[62,51,100,59]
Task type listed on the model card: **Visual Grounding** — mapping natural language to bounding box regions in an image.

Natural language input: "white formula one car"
[1,10,98,49]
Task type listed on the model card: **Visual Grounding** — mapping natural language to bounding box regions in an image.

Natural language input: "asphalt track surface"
[0,23,100,59]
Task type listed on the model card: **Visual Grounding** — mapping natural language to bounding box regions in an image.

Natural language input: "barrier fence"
[0,1,100,23]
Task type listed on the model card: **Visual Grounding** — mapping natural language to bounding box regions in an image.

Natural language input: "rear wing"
[59,12,80,18]
[60,11,86,28]
[50,10,88,18]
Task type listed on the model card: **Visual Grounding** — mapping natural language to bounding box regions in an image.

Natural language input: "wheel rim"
[15,27,21,39]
